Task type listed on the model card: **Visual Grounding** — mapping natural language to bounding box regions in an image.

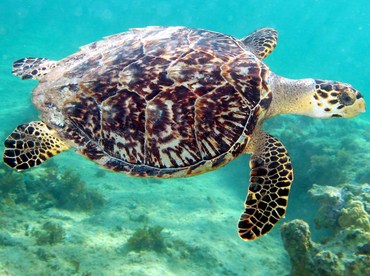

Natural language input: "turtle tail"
[12,57,57,80]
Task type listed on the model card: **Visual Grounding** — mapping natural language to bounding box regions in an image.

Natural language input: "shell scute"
[101,89,146,164]
[187,29,241,60]
[120,55,174,99]
[195,83,251,160]
[64,95,101,140]
[145,86,201,168]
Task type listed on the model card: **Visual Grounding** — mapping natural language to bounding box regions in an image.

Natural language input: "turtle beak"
[356,91,366,113]
[358,97,366,113]
[344,96,366,117]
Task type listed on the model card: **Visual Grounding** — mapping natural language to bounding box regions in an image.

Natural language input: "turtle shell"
[41,27,271,177]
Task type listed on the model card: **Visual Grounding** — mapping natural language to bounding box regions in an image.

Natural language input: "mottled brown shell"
[43,27,271,177]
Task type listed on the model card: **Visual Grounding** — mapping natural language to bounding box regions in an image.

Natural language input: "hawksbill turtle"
[3,27,366,240]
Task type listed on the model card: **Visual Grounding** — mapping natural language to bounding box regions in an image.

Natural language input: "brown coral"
[338,200,370,231]
[282,183,370,276]
[280,219,317,276]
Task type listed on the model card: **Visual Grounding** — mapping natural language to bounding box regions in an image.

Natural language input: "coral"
[281,220,346,276]
[308,184,344,230]
[313,250,345,276]
[282,183,370,276]
[308,184,342,205]
[309,183,370,234]
[280,219,318,276]
[126,225,166,253]
[349,255,370,275]
[32,222,66,245]
[338,200,370,231]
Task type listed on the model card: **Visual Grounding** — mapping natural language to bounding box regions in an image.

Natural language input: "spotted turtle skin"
[36,26,271,177]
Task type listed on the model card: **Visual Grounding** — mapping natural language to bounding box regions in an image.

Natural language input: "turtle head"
[312,80,366,118]
[266,75,366,119]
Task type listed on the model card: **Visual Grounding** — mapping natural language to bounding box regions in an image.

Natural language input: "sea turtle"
[3,27,366,240]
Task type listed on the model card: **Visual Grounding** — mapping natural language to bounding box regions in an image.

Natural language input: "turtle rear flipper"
[3,121,69,171]
[239,129,293,240]
[12,58,57,80]
[241,28,278,60]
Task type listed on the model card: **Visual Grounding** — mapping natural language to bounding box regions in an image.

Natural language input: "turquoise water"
[0,1,369,275]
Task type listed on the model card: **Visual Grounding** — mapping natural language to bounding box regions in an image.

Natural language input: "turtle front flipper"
[12,57,57,80]
[3,121,70,171]
[241,28,278,60]
[239,129,293,240]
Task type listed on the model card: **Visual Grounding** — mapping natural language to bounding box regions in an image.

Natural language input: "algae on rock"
[0,161,105,212]
[32,222,66,245]
[126,225,166,253]
[48,170,105,212]
[338,200,370,232]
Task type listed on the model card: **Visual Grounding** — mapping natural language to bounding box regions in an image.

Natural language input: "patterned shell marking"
[60,27,270,175]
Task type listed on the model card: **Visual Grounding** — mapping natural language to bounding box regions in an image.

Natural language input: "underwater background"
[0,0,369,275]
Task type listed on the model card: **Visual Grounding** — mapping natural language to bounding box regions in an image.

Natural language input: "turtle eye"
[339,91,356,106]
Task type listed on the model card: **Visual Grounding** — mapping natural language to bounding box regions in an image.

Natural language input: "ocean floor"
[1,95,370,275]
[0,149,289,276]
